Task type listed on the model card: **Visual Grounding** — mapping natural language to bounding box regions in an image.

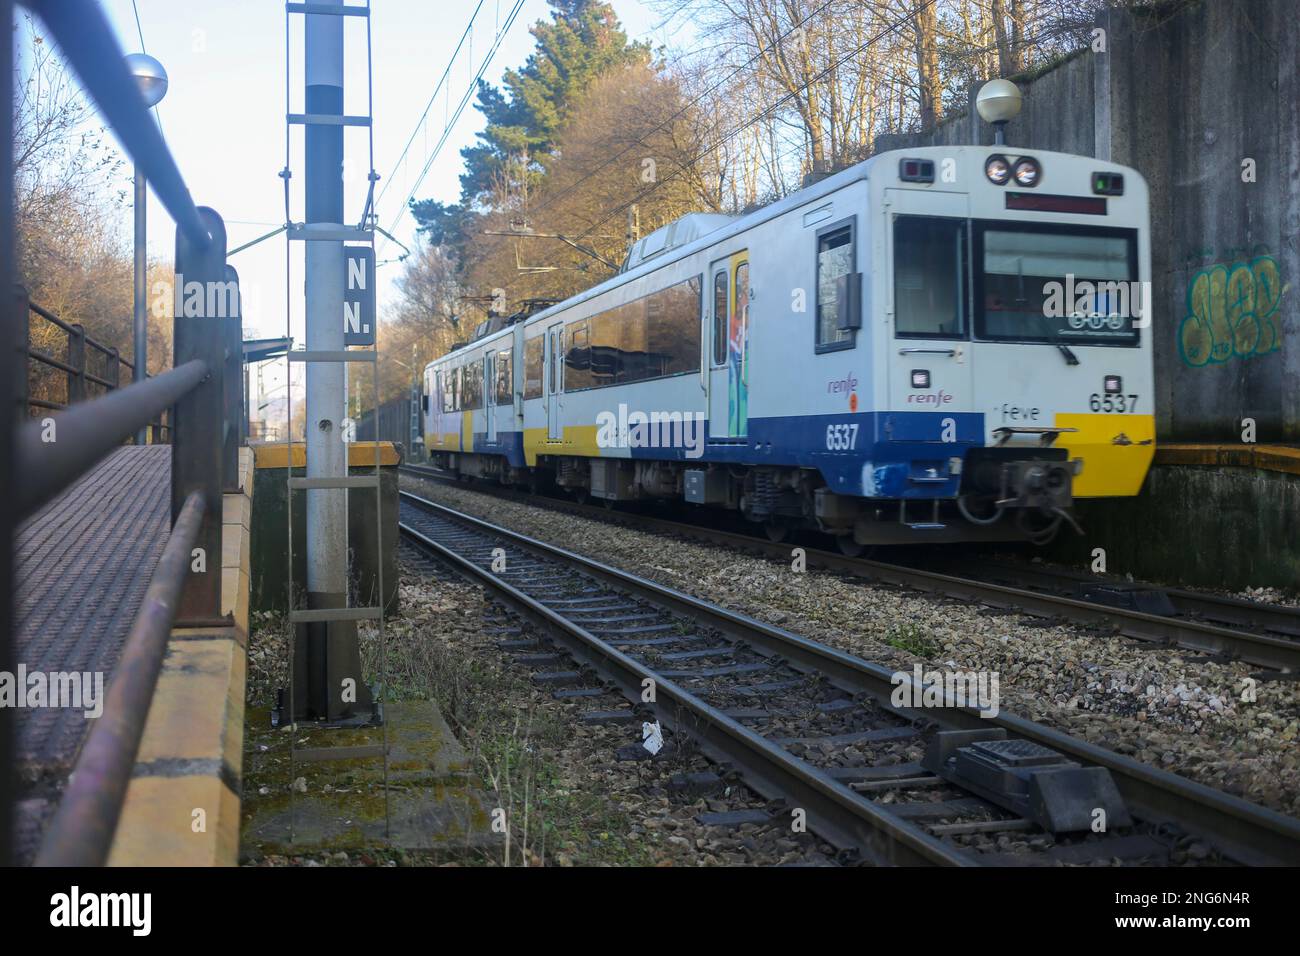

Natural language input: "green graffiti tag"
[1178,254,1285,367]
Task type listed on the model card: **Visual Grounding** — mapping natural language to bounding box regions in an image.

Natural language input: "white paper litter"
[641,720,663,755]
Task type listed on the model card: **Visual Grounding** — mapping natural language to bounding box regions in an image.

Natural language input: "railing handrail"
[11,0,236,869]
[28,300,130,366]
[14,359,207,519]
[33,492,206,867]
[21,295,171,432]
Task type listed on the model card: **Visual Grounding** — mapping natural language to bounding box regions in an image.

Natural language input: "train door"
[545,321,563,441]
[707,252,749,440]
[432,369,442,448]
[452,365,463,451]
[511,325,526,433]
[884,190,973,416]
[484,353,497,443]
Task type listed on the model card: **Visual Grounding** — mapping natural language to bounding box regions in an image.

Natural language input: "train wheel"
[572,488,588,505]
[763,521,789,543]
[836,535,866,557]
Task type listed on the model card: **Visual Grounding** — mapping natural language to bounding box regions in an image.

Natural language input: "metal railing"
[19,294,171,441]
[33,492,206,866]
[6,0,243,866]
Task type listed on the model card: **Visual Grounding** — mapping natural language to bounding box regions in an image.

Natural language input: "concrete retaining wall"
[1055,464,1300,591]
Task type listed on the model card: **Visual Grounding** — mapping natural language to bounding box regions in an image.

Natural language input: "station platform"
[12,444,253,865]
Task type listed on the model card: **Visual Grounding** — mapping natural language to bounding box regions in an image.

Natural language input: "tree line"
[14,21,175,415]
[377,0,1151,402]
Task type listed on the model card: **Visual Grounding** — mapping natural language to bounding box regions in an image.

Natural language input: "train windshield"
[974,222,1140,346]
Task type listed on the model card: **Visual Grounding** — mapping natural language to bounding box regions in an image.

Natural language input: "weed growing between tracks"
[240,570,673,865]
[358,566,662,865]
[885,624,940,657]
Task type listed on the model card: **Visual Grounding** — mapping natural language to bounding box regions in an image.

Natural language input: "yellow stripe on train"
[522,425,602,467]
[1055,413,1156,497]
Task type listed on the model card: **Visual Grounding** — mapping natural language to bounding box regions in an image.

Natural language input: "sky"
[30,0,692,407]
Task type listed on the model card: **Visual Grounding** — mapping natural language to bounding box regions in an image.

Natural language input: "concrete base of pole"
[290,592,376,724]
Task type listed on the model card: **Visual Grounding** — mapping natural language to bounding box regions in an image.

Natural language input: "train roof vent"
[622,212,734,272]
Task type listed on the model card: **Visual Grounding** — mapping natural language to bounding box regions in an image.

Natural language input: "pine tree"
[412,0,646,250]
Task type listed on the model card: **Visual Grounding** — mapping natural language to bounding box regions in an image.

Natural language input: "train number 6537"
[1089,393,1139,413]
[825,423,859,450]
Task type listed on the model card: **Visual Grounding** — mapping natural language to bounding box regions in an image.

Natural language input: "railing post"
[67,322,86,405]
[107,347,120,390]
[14,285,29,419]
[172,207,228,626]
[222,264,241,493]
[2,0,16,867]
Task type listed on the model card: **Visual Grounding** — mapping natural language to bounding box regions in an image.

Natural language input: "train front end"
[869,145,1153,543]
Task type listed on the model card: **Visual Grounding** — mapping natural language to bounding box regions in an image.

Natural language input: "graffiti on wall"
[1178,251,1286,368]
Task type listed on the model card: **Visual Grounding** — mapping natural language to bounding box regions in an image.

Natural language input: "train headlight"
[911,369,930,389]
[985,154,1011,185]
[1012,156,1041,187]
[1104,374,1122,394]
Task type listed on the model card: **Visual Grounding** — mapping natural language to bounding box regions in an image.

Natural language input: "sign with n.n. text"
[343,246,375,346]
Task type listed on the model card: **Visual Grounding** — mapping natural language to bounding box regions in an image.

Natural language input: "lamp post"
[975,78,1023,145]
[125,53,168,444]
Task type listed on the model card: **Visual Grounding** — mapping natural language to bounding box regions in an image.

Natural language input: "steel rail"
[399,489,1300,866]
[917,554,1300,640]
[399,465,1300,672]
[14,359,207,519]
[34,492,206,867]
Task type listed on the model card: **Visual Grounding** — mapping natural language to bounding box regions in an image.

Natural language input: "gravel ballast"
[401,475,1300,820]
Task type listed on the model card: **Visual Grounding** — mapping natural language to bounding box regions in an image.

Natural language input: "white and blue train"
[423,145,1154,553]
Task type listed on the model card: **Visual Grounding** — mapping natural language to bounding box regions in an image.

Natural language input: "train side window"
[617,300,647,384]
[816,220,856,352]
[496,349,512,405]
[712,271,727,366]
[459,361,481,411]
[524,337,543,400]
[646,274,701,378]
[548,330,557,395]
[564,320,592,391]
[894,216,966,338]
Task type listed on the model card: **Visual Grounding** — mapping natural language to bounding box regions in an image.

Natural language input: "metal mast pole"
[298,0,369,721]
[133,164,147,443]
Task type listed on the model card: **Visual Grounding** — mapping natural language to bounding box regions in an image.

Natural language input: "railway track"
[399,464,1300,673]
[915,555,1300,646]
[397,488,1300,866]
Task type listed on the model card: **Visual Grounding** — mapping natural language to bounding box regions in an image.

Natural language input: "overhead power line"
[517,0,849,228]
[528,0,942,274]
[377,0,526,257]
[374,0,487,214]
